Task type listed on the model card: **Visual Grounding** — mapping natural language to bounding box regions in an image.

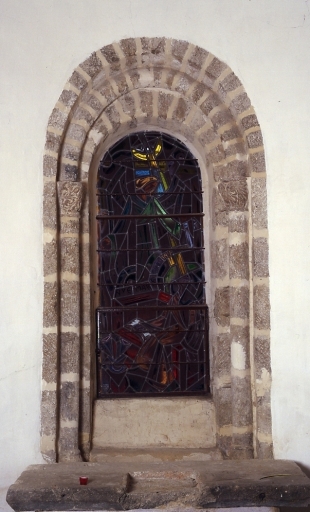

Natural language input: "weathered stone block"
[191,82,208,104]
[214,287,230,326]
[48,108,68,131]
[120,38,137,67]
[214,160,249,182]
[81,282,91,326]
[209,144,226,163]
[41,390,57,436]
[158,92,174,120]
[171,39,189,68]
[173,97,191,122]
[43,155,57,177]
[61,280,80,327]
[230,286,249,319]
[61,237,79,274]
[225,141,246,157]
[254,335,271,374]
[212,109,234,130]
[250,150,266,173]
[219,72,242,94]
[241,113,259,131]
[58,181,82,216]
[114,73,129,95]
[211,239,228,279]
[60,381,79,422]
[141,37,166,66]
[228,212,248,233]
[60,332,79,374]
[69,70,88,91]
[206,57,227,80]
[45,131,61,153]
[221,125,241,142]
[231,375,252,427]
[200,92,221,116]
[43,182,56,229]
[216,386,232,427]
[229,242,249,279]
[42,333,58,383]
[252,177,267,229]
[231,324,250,368]
[105,104,121,132]
[247,130,263,149]
[67,123,86,143]
[44,239,57,276]
[44,281,58,327]
[83,92,104,114]
[253,237,269,277]
[254,284,270,329]
[62,143,80,162]
[100,44,121,71]
[59,89,78,109]
[80,52,103,78]
[230,92,251,115]
[215,333,231,376]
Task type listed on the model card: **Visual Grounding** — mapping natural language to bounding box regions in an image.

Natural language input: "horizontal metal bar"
[96,213,204,220]
[97,281,206,286]
[99,158,198,163]
[97,247,205,252]
[97,305,208,311]
[96,191,204,196]
[97,391,209,398]
[98,362,208,367]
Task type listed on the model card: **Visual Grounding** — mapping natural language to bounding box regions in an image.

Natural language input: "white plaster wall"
[1,0,310,509]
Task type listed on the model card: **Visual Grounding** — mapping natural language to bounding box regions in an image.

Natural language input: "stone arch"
[42,37,271,463]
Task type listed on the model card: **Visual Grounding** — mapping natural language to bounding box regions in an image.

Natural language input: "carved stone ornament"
[57,181,82,216]
[218,180,248,211]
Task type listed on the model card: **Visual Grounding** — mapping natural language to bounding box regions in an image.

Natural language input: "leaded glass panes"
[96,131,209,396]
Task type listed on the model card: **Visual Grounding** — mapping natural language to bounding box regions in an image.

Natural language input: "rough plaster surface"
[1,0,310,509]
[92,398,216,449]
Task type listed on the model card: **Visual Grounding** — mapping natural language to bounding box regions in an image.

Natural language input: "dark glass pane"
[96,131,209,396]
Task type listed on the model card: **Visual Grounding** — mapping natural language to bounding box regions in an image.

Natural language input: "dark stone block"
[7,460,310,511]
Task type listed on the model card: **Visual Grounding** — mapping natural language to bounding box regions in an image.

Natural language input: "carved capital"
[57,181,82,216]
[218,180,248,211]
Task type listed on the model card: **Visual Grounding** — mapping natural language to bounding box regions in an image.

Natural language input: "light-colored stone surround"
[42,37,271,463]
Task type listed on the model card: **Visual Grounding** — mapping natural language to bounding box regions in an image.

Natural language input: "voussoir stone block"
[158,92,174,120]
[79,52,103,78]
[43,182,57,229]
[100,44,121,71]
[250,150,266,173]
[44,239,57,276]
[213,160,249,181]
[43,154,58,177]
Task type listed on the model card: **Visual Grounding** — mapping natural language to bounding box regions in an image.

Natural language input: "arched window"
[96,131,209,396]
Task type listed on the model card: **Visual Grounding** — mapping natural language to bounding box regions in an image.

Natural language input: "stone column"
[57,181,83,461]
[228,211,253,457]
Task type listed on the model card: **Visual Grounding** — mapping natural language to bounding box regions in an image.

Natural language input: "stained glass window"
[96,131,209,396]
